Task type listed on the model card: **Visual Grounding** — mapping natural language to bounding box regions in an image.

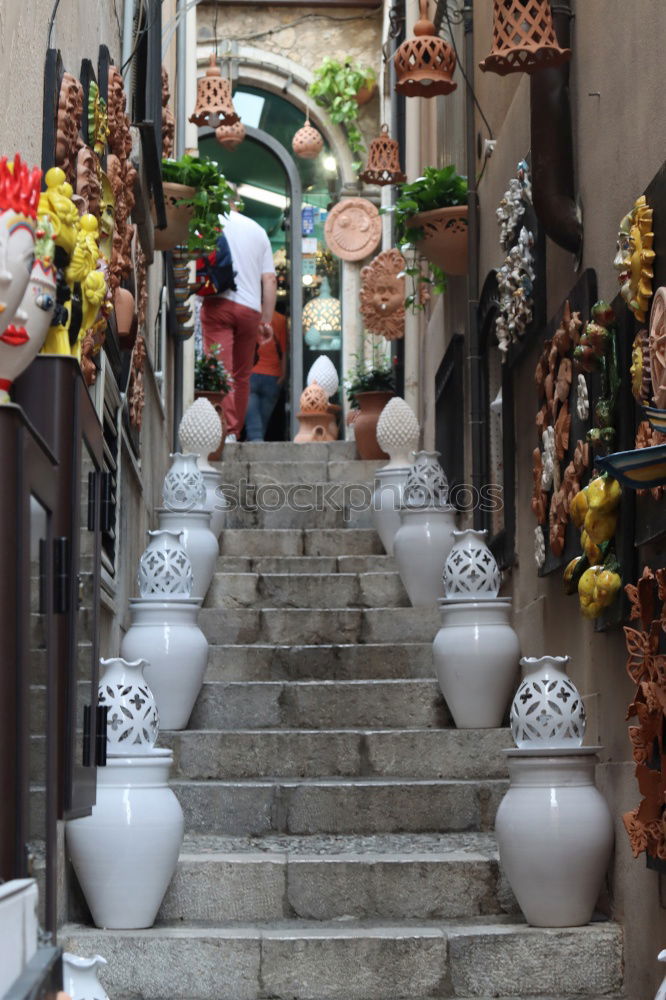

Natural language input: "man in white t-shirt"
[200,202,277,440]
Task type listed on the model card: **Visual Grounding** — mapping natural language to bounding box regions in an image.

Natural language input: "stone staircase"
[61,441,624,1000]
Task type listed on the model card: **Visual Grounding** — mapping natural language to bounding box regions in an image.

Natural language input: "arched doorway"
[199,86,344,440]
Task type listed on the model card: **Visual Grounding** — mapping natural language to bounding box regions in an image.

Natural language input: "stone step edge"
[164,726,505,734]
[169,778,508,788]
[192,679,440,689]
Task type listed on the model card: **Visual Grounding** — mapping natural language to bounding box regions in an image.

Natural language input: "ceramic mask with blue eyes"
[0,210,37,339]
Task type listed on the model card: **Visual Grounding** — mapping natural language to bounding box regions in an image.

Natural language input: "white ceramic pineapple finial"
[179,398,223,472]
[307,355,339,399]
[376,397,420,469]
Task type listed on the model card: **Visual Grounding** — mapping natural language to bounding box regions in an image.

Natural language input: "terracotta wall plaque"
[324,198,382,262]
[360,249,406,341]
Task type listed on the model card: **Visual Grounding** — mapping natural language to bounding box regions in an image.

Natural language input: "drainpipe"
[530,0,582,258]
[463,0,483,529]
[172,0,188,444]
[122,0,135,82]
[403,0,422,425]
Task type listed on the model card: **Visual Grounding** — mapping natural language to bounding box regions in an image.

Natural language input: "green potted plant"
[194,343,233,459]
[157,154,234,255]
[391,165,468,307]
[344,347,396,460]
[308,57,377,167]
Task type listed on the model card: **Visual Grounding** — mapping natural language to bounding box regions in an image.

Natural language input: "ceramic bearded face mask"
[0,155,42,399]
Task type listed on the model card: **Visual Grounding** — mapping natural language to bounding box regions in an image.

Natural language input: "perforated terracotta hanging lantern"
[394,0,457,98]
[480,0,571,76]
[292,116,324,160]
[215,119,246,151]
[359,125,406,186]
[189,54,240,127]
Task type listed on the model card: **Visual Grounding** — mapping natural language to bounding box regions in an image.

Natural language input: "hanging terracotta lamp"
[359,125,406,186]
[480,0,571,76]
[292,116,324,160]
[189,53,239,128]
[215,119,246,151]
[394,0,457,98]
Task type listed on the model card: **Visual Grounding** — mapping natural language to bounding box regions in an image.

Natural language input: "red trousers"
[200,297,261,437]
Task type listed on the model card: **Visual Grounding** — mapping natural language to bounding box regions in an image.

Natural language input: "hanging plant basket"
[154,182,195,252]
[355,81,377,106]
[407,205,468,276]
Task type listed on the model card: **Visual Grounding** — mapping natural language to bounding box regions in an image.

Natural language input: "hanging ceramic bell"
[292,116,324,160]
[189,54,239,127]
[394,0,457,97]
[360,125,406,186]
[479,0,571,76]
[215,119,246,151]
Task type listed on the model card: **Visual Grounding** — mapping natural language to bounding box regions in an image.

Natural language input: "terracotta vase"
[409,205,468,275]
[114,287,137,349]
[153,182,195,252]
[327,402,341,440]
[353,391,394,460]
[294,412,334,443]
[194,390,227,460]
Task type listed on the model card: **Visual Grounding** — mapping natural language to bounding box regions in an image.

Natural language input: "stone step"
[171,776,506,835]
[219,528,384,558]
[152,832,516,924]
[187,679,446,730]
[220,440,358,461]
[218,459,382,488]
[204,571,409,609]
[204,642,434,681]
[215,554,396,574]
[160,728,512,780]
[60,920,623,1000]
[198,606,440,645]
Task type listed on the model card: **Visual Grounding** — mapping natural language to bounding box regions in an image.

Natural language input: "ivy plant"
[307,58,376,168]
[387,165,468,308]
[194,343,233,394]
[161,154,235,255]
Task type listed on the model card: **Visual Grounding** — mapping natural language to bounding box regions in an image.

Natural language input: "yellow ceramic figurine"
[614,195,655,323]
[38,167,78,257]
[66,214,107,361]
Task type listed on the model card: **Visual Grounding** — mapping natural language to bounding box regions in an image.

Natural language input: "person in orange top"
[244,310,288,441]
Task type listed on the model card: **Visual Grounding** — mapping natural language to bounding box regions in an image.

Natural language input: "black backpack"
[194,232,238,297]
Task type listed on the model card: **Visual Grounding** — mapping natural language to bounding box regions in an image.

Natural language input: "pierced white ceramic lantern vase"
[376,397,420,469]
[137,529,193,599]
[403,450,449,507]
[98,657,159,755]
[510,655,586,749]
[162,452,207,511]
[62,953,110,1000]
[443,528,501,599]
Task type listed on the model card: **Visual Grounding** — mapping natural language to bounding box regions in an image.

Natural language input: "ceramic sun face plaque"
[324,197,382,262]
[360,248,407,341]
[614,195,655,323]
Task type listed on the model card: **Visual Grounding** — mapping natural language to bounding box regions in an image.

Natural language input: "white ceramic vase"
[121,598,208,730]
[200,468,229,538]
[511,655,586,749]
[66,748,184,929]
[443,528,501,599]
[403,450,449,507]
[393,506,457,606]
[162,452,207,511]
[433,598,519,728]
[372,466,409,555]
[157,508,218,600]
[62,953,110,1000]
[137,529,193,598]
[376,397,420,469]
[495,748,613,926]
[98,657,159,755]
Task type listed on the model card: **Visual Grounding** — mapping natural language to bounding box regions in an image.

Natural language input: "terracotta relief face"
[76,146,102,217]
[56,73,84,182]
[360,249,406,341]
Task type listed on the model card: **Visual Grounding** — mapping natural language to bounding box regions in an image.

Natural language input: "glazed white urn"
[121,598,208,730]
[495,748,614,926]
[433,598,519,728]
[157,507,218,599]
[137,529,193,598]
[372,466,409,555]
[200,468,229,538]
[510,655,586,749]
[62,953,110,1000]
[179,397,222,473]
[393,506,457,606]
[443,528,501,600]
[66,748,184,929]
[376,397,420,469]
[162,452,207,511]
[98,657,159,755]
[307,354,339,398]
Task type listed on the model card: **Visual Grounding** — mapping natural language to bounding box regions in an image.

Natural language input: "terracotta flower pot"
[353,391,394,460]
[194,390,227,460]
[356,81,377,106]
[408,205,468,275]
[153,182,195,252]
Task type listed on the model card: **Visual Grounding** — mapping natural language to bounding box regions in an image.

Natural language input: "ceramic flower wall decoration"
[496,159,531,252]
[614,195,655,323]
[533,525,545,568]
[576,373,589,420]
[495,226,535,355]
[540,425,556,491]
[573,301,620,454]
[630,327,651,404]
